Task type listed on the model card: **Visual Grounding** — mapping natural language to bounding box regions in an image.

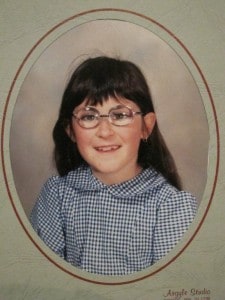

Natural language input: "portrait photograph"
[10,20,209,216]
[1,2,224,298]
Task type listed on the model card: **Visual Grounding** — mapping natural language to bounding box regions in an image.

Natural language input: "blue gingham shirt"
[30,165,197,276]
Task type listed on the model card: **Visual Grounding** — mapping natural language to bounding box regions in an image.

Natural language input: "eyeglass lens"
[74,105,140,128]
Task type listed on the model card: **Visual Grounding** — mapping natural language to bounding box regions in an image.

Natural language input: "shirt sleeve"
[30,176,66,259]
[152,190,197,263]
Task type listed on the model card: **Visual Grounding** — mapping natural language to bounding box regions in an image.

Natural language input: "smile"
[94,145,121,152]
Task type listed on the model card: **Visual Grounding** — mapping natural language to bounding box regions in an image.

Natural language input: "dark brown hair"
[53,56,181,189]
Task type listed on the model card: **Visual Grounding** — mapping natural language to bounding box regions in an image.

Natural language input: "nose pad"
[96,117,114,137]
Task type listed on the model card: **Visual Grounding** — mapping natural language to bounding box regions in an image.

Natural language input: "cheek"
[73,129,93,156]
[75,132,88,145]
[122,128,143,147]
[72,124,89,144]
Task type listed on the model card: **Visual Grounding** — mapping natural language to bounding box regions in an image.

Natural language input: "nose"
[96,117,114,138]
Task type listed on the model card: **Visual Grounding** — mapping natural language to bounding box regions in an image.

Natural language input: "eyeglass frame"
[71,105,144,129]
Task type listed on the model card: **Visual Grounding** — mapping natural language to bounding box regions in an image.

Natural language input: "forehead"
[74,96,140,112]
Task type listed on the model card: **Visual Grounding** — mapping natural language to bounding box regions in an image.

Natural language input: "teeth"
[96,145,119,152]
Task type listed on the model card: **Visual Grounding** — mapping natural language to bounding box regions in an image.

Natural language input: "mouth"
[94,145,121,152]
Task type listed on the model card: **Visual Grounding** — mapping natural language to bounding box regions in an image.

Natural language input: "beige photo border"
[0,2,224,299]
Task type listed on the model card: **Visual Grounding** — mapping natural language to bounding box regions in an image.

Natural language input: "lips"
[94,145,121,152]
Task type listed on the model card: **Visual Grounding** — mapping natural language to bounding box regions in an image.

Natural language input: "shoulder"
[157,181,197,217]
[38,165,94,202]
[143,168,197,211]
[44,165,90,188]
[30,166,91,227]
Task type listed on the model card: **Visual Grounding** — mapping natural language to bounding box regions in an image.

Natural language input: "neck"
[92,165,143,185]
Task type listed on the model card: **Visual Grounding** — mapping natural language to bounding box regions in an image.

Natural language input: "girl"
[30,56,197,276]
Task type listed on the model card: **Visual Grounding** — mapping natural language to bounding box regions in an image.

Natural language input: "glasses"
[72,105,143,129]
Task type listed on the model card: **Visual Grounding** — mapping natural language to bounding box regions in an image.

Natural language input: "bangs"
[84,91,124,107]
[74,58,135,105]
[66,56,154,114]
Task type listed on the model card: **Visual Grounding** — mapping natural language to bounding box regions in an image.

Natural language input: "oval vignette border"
[1,8,220,285]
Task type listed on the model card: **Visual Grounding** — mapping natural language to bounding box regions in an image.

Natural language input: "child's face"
[67,96,155,185]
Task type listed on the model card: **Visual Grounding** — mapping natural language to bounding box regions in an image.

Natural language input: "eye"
[111,112,130,120]
[80,113,97,122]
[110,106,133,121]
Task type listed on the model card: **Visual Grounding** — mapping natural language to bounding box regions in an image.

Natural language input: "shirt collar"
[66,165,165,197]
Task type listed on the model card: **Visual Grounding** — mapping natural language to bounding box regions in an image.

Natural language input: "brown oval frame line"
[1,8,220,285]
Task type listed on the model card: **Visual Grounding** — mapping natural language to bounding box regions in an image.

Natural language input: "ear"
[141,112,156,139]
[65,124,76,143]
